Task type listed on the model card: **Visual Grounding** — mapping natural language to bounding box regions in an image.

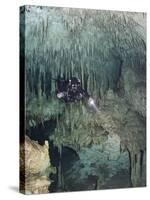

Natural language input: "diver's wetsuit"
[56,77,89,103]
[67,87,89,102]
[55,77,100,112]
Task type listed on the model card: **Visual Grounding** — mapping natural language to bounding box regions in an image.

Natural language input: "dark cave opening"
[49,144,80,192]
[26,119,56,145]
[62,146,80,170]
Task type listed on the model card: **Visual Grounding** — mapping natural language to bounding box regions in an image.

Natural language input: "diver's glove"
[57,92,65,98]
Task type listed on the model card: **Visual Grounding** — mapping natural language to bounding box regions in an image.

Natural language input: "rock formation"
[20,135,56,194]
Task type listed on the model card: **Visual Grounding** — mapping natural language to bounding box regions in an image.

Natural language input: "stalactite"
[81,60,84,88]
[130,151,143,187]
[57,145,62,189]
[141,150,146,185]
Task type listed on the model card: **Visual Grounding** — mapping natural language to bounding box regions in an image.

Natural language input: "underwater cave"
[20,6,146,194]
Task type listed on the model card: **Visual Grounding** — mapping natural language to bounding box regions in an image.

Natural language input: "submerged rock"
[22,175,50,195]
[20,135,55,194]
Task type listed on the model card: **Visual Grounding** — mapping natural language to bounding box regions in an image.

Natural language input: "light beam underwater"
[88,97,100,113]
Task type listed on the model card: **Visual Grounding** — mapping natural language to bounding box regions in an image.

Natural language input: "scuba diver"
[56,77,90,103]
[55,76,100,112]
